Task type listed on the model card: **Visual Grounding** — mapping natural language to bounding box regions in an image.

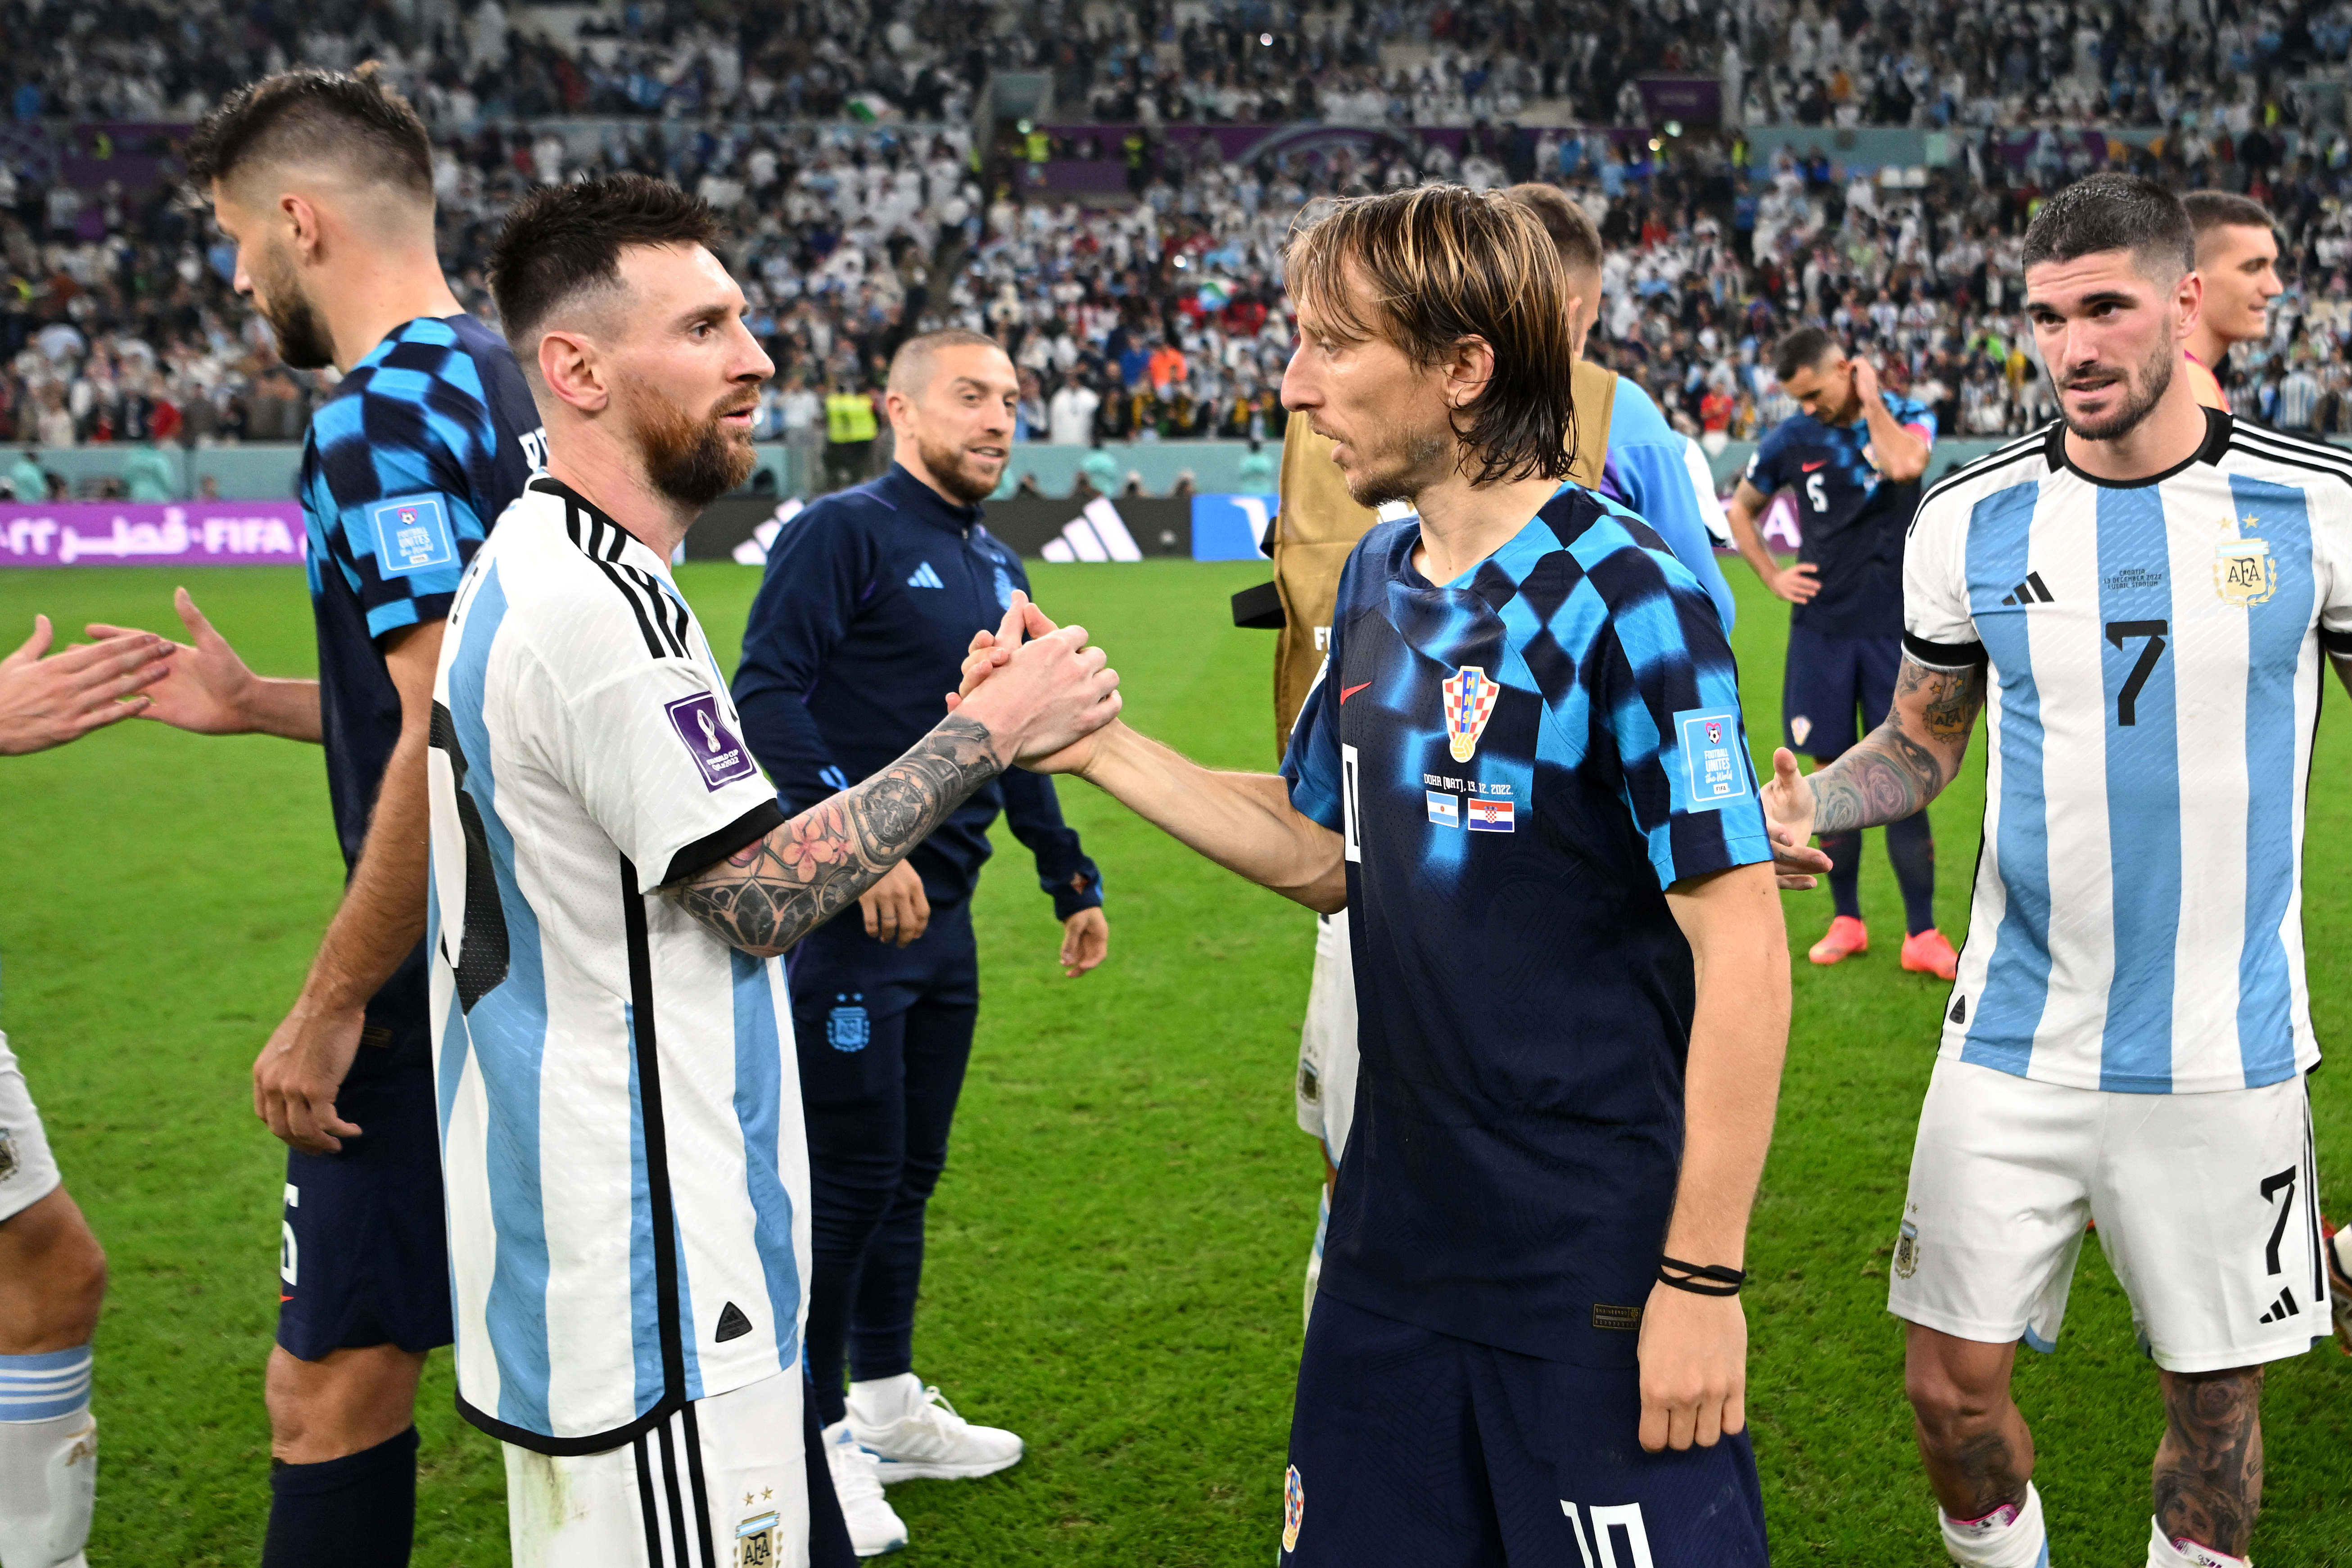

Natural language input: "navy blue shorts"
[1781,625,1903,759]
[1281,1294,1769,1568]
[276,1047,452,1360]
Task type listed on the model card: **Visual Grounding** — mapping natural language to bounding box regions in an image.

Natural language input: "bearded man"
[728,330,1109,1557]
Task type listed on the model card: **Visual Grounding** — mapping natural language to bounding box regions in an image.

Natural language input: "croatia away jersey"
[427,476,805,1452]
[1905,411,2352,1095]
[1281,484,1772,1365]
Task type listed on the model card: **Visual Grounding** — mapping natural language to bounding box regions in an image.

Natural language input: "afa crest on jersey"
[2214,536,2277,606]
[734,1508,779,1568]
[1441,666,1500,763]
[0,1127,15,1183]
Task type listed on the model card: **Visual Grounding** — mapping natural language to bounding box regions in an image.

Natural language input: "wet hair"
[488,173,719,355]
[2019,173,2195,282]
[1773,326,1845,384]
[1284,184,1575,487]
[1502,181,1604,279]
[188,63,432,199]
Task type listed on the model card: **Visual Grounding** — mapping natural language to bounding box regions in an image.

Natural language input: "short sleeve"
[546,650,786,888]
[1280,655,1344,834]
[1900,396,1940,447]
[1742,429,1785,497]
[307,375,494,644]
[1901,488,1985,669]
[1581,549,1773,891]
[2319,484,2352,655]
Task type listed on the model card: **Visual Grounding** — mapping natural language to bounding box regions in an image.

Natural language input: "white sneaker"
[821,1419,908,1557]
[844,1372,1025,1483]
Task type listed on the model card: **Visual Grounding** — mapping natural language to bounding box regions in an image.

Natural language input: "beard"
[254,243,336,371]
[1327,416,1451,510]
[2054,332,2177,443]
[631,384,760,510]
[915,432,1001,505]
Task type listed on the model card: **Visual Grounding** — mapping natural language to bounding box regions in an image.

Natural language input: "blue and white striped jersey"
[1905,412,2352,1095]
[427,476,805,1453]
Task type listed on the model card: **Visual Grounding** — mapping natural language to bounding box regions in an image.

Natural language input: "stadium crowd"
[11,4,2352,494]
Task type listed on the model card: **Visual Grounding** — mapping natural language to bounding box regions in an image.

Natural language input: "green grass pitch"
[0,559,2345,1567]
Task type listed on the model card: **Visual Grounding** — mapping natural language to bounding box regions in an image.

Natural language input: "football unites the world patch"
[366,492,458,578]
[1672,708,1751,810]
[1441,665,1499,763]
[664,692,760,791]
[1282,1464,1305,1553]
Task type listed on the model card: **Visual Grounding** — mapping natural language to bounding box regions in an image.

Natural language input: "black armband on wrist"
[1657,1256,1746,1297]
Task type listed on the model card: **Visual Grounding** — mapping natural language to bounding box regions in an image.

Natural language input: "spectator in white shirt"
[1048,375,1101,446]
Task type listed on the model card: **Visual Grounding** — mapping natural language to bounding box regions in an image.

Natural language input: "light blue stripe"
[731,951,802,1369]
[2230,475,2313,1086]
[0,1347,90,1420]
[1963,482,2052,1075]
[2094,484,2181,1092]
[623,1003,668,1414]
[442,565,557,1431]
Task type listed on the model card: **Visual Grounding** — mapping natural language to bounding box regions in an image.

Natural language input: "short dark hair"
[489,173,719,356]
[2020,173,2195,281]
[1285,185,1575,487]
[188,63,432,199]
[887,328,1008,394]
[1773,326,1839,383]
[2182,190,2275,236]
[1502,182,1603,277]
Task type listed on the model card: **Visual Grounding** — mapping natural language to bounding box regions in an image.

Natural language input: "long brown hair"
[1285,185,1576,488]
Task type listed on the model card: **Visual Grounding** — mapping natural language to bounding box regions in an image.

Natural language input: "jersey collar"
[528,473,674,575]
[2041,405,2233,489]
[874,462,986,537]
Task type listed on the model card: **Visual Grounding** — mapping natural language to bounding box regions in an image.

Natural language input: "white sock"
[0,1345,96,1568]
[1940,1479,2046,1568]
[846,1373,922,1424]
[2148,1518,2250,1568]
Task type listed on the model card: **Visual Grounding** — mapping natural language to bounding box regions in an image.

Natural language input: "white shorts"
[504,1372,811,1568]
[1889,1057,2325,1374]
[0,1032,64,1225]
[1294,910,1358,1164]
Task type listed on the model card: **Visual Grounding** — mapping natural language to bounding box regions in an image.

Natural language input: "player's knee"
[52,1222,107,1338]
[1904,1354,2004,1438]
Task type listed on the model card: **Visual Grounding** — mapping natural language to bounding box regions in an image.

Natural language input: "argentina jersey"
[301,313,545,881]
[1280,485,1771,1365]
[1905,411,2352,1095]
[426,476,806,1452]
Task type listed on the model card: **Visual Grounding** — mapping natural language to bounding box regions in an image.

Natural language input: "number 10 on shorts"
[1561,1500,1654,1568]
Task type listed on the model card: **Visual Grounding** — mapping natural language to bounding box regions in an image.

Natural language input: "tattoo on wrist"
[666,715,1001,954]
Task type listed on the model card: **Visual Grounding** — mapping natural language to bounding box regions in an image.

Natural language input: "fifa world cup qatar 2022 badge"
[1283,1464,1305,1553]
[1441,666,1499,763]
[734,1506,780,1568]
[2214,512,2278,607]
[664,692,760,791]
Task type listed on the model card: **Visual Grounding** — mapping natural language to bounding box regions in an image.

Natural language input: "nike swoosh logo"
[1339,682,1372,703]
[1800,460,1827,471]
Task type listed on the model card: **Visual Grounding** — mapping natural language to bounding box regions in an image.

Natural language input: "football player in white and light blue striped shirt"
[1764,175,2351,1568]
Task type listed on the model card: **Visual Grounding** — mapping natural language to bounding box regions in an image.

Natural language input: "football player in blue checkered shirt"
[99,66,543,1568]
[956,186,1790,1568]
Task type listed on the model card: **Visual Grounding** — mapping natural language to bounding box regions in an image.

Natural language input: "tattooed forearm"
[1807,661,1984,836]
[2153,1366,2264,1558]
[664,714,1003,956]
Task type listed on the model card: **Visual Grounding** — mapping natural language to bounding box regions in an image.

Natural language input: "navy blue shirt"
[1743,391,1937,639]
[731,465,1102,921]
[300,314,543,1061]
[1282,485,1771,1365]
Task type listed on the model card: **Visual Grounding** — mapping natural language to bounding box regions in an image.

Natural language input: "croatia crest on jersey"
[1282,1464,1305,1552]
[1441,666,1499,763]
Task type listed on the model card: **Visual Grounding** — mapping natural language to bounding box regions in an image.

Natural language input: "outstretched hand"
[87,587,263,735]
[0,615,173,755]
[1759,746,1833,890]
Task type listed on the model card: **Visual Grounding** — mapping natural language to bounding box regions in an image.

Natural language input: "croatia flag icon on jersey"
[1442,666,1500,762]
[1465,798,1515,831]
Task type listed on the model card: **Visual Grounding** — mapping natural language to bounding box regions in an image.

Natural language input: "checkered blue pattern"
[1279,483,1772,1365]
[302,315,538,640]
[1744,389,1938,640]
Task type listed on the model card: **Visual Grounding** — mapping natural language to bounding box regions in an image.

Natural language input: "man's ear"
[1443,334,1497,410]
[538,329,609,414]
[2176,270,2205,341]
[279,193,325,266]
